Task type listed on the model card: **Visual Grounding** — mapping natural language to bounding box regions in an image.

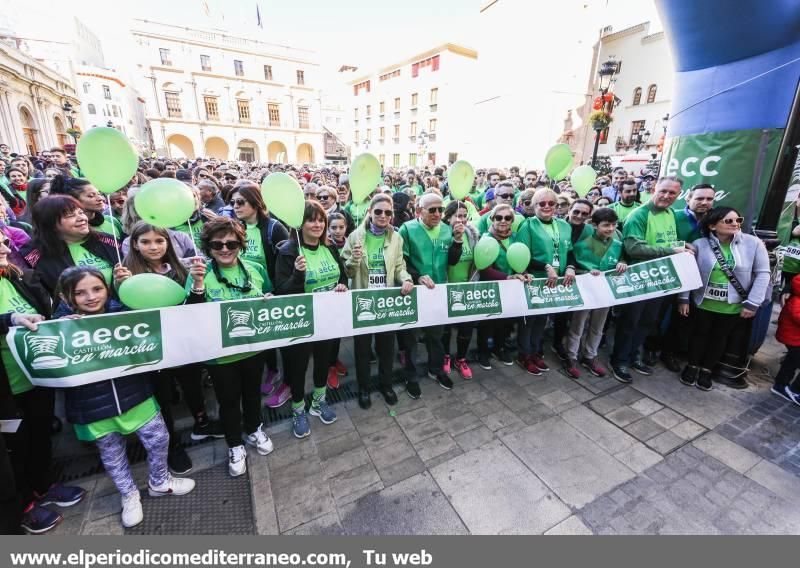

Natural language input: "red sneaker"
[530,354,550,372]
[516,355,542,376]
[563,359,581,379]
[581,357,607,377]
[327,367,340,389]
[454,357,472,380]
[334,359,347,376]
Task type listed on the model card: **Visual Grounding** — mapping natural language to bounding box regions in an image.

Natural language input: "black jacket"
[20,232,122,300]
[274,238,348,296]
[0,270,53,420]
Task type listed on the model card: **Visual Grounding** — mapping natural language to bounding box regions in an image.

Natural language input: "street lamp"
[633,129,651,153]
[417,129,429,167]
[106,120,114,128]
[590,58,620,169]
[62,101,78,142]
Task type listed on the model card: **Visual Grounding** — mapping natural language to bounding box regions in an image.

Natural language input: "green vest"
[515,217,572,277]
[573,228,623,272]
[399,220,453,284]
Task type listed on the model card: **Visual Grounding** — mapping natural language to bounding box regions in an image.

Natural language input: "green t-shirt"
[784,237,800,274]
[68,241,113,284]
[610,201,641,224]
[346,201,370,227]
[173,219,204,253]
[495,237,513,275]
[0,278,36,394]
[447,237,474,283]
[302,245,341,293]
[644,210,678,247]
[423,224,441,241]
[242,223,267,267]
[96,215,124,238]
[699,242,742,314]
[365,233,387,288]
[73,396,159,442]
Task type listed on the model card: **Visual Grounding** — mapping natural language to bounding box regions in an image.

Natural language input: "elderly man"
[610,176,693,383]
[398,193,464,397]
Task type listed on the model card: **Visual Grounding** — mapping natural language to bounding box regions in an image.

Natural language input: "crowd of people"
[1,143,798,536]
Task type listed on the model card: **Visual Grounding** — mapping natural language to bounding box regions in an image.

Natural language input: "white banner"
[8,254,701,387]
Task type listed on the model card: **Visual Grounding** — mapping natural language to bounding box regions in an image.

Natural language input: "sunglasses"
[521,200,532,206]
[208,240,242,251]
[230,198,247,206]
[493,214,514,222]
[317,194,333,201]
[197,173,210,179]
[571,210,590,216]
[537,200,556,207]
[427,207,445,214]
[496,193,514,199]
[372,208,392,217]
[722,217,744,225]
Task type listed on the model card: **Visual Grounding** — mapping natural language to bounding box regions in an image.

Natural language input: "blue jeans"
[611,298,664,366]
[517,315,548,357]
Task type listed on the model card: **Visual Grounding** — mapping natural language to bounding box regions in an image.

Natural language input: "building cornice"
[600,21,650,43]
[348,43,478,85]
[0,45,78,101]
[146,115,323,135]
[76,71,126,88]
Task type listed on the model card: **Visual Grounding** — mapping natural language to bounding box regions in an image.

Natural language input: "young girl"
[325,211,349,388]
[55,266,195,529]
[328,212,348,250]
[117,222,221,475]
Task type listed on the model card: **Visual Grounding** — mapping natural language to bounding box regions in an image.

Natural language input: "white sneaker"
[245,423,274,456]
[228,445,247,477]
[121,491,143,528]
[148,475,196,497]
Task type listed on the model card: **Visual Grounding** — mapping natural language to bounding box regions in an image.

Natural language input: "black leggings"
[442,323,474,360]
[478,318,512,355]
[687,308,746,370]
[774,345,800,390]
[209,355,265,447]
[5,387,54,505]
[281,340,335,404]
[151,364,206,439]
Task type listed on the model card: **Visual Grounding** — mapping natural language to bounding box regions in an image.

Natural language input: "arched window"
[647,84,657,103]
[87,103,96,114]
[632,87,642,106]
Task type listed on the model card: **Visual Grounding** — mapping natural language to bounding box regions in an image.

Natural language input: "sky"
[1,0,662,78]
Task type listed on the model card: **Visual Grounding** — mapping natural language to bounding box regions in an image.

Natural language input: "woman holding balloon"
[49,175,125,238]
[474,204,532,370]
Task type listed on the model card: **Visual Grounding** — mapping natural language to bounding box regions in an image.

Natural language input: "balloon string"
[187,218,196,250]
[107,206,123,266]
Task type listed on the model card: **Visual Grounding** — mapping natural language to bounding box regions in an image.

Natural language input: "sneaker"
[516,355,542,376]
[478,353,492,370]
[632,359,653,376]
[310,399,337,424]
[580,357,607,377]
[405,380,421,399]
[696,369,713,391]
[428,370,454,390]
[120,491,143,528]
[20,503,62,534]
[771,384,800,406]
[245,424,274,456]
[167,444,193,475]
[228,445,247,476]
[380,387,398,405]
[643,349,659,367]
[680,365,698,387]
[148,475,196,497]
[292,408,311,438]
[190,418,224,441]
[530,354,550,372]
[264,383,291,408]
[612,364,633,384]
[35,484,86,508]
[358,391,371,409]
[454,358,473,380]
[491,349,513,366]
[660,352,682,373]
[551,343,568,362]
[443,355,452,375]
[563,359,581,379]
[327,366,340,389]
[334,359,348,376]
[260,369,281,395]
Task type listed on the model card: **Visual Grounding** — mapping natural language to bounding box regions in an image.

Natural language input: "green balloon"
[134,178,196,228]
[571,165,598,197]
[544,144,574,181]
[448,160,475,200]
[350,153,382,204]
[474,236,500,270]
[76,127,139,194]
[506,242,531,274]
[119,273,187,310]
[261,172,305,228]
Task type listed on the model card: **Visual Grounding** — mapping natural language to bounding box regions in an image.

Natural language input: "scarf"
[368,222,387,236]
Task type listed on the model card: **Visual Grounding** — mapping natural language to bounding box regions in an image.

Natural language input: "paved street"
[45,319,800,535]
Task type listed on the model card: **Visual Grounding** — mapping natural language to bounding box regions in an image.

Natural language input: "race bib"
[782,244,800,260]
[368,271,387,289]
[704,282,728,302]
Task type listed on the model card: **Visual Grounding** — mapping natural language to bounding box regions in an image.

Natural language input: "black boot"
[680,365,699,386]
[696,368,713,391]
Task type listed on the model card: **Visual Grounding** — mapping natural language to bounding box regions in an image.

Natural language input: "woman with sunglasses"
[341,194,413,409]
[516,189,536,219]
[193,217,275,477]
[275,201,348,438]
[678,207,770,391]
[515,188,577,375]
[477,204,531,370]
[584,187,602,205]
[317,185,355,236]
[441,201,480,379]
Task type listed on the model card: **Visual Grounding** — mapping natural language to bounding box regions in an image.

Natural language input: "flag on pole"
[256,3,263,28]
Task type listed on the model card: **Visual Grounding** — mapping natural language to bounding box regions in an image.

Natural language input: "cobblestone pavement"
[45,328,800,535]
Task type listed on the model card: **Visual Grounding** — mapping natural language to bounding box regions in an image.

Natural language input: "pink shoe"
[334,360,347,376]
[443,355,451,375]
[327,366,340,389]
[260,369,281,395]
[454,358,472,380]
[264,383,290,408]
